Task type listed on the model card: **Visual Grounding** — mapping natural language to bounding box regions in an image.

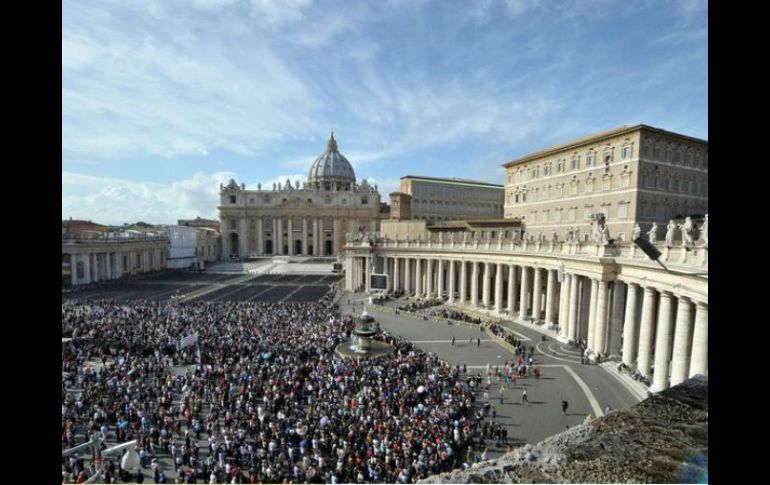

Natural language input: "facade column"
[594,281,610,354]
[426,259,434,297]
[415,258,423,297]
[365,256,371,293]
[70,254,78,285]
[276,218,283,255]
[392,257,400,291]
[302,218,309,255]
[608,282,626,357]
[404,258,412,295]
[257,218,263,255]
[312,218,318,256]
[92,254,99,282]
[482,262,492,308]
[448,260,456,303]
[567,274,579,341]
[105,253,112,280]
[459,261,467,304]
[83,253,91,284]
[545,269,556,327]
[689,302,708,378]
[559,274,571,338]
[532,268,543,323]
[239,218,248,257]
[670,297,694,387]
[470,262,479,307]
[637,286,658,377]
[494,263,504,313]
[652,291,675,392]
[437,259,444,299]
[519,266,530,320]
[587,279,599,349]
[287,218,294,256]
[507,265,517,314]
[622,283,640,366]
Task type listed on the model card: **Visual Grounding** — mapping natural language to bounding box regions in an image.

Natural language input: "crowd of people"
[62,290,494,484]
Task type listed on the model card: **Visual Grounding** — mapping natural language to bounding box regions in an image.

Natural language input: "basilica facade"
[218,134,383,259]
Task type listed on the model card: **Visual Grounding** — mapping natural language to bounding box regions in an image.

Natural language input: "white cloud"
[62,171,236,225]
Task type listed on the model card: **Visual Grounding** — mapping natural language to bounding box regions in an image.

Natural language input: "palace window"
[571,155,580,170]
[230,219,236,230]
[249,197,255,204]
[554,209,562,222]
[586,151,595,167]
[618,203,629,220]
[229,195,236,204]
[264,196,271,203]
[602,175,611,191]
[621,145,632,159]
[571,180,578,195]
[361,196,368,205]
[568,208,576,221]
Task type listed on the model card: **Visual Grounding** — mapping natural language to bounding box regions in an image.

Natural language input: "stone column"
[239,219,248,257]
[559,274,571,338]
[393,257,400,291]
[426,259,434,297]
[688,302,708,378]
[257,218,263,255]
[365,256,371,293]
[652,291,675,392]
[519,266,530,320]
[594,281,610,354]
[276,218,283,255]
[608,282,626,357]
[587,279,599,348]
[302,218,308,255]
[287,218,294,256]
[621,283,640,366]
[437,259,444,299]
[637,287,657,377]
[70,254,78,285]
[494,263,504,313]
[83,253,91,284]
[404,258,412,295]
[532,268,543,323]
[507,265,517,314]
[545,269,556,326]
[459,261,467,304]
[448,260,456,303]
[470,262,479,307]
[92,254,99,282]
[482,262,492,308]
[105,253,112,280]
[415,258,423,297]
[567,274,579,341]
[670,296,694,387]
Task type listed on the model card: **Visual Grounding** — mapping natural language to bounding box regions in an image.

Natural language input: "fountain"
[335,309,394,359]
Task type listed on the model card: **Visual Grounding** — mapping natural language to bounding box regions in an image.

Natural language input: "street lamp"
[632,237,708,276]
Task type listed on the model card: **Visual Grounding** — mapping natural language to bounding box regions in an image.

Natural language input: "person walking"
[561,400,569,415]
[499,384,505,404]
[451,336,455,346]
[477,338,481,347]
[522,388,528,405]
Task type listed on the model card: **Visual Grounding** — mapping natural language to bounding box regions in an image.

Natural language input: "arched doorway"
[265,239,273,255]
[294,240,302,255]
[229,233,240,257]
[325,240,333,256]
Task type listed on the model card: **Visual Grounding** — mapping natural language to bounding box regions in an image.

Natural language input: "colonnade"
[65,246,166,286]
[348,252,707,392]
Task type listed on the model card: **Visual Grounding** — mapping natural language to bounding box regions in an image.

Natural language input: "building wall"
[503,126,707,242]
[401,178,504,221]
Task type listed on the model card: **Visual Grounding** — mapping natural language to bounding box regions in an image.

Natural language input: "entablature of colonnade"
[615,266,707,303]
[62,240,167,253]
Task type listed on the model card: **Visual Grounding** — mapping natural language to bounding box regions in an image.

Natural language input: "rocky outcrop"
[420,375,708,484]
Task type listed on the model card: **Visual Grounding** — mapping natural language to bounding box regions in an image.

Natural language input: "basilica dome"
[307,132,356,190]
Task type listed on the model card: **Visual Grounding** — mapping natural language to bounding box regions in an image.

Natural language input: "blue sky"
[62,0,708,225]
